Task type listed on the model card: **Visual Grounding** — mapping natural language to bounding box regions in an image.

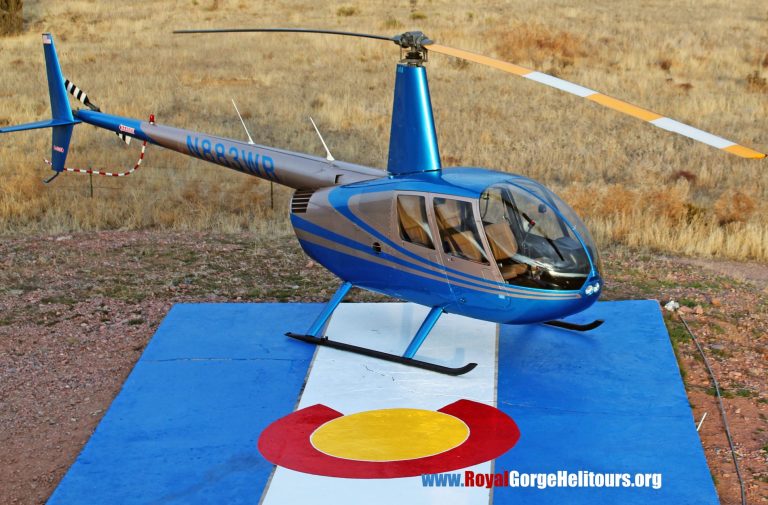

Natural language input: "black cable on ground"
[679,314,747,505]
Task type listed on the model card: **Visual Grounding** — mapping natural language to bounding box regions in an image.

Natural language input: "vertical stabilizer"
[386,63,441,176]
[42,33,75,173]
[42,33,74,123]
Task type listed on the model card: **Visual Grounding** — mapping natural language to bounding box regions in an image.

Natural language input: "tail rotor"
[62,78,131,145]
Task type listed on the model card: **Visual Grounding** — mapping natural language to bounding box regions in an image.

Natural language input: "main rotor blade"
[427,43,766,159]
[173,27,396,43]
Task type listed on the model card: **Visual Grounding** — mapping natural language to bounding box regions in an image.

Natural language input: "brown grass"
[0,0,23,35]
[493,23,588,73]
[0,0,766,261]
[336,6,359,17]
[714,189,757,225]
[747,70,767,93]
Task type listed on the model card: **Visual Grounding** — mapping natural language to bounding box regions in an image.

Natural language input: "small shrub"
[684,203,705,223]
[670,170,697,183]
[714,189,756,225]
[337,5,359,17]
[648,182,689,221]
[599,184,637,216]
[450,58,469,70]
[410,11,427,20]
[0,0,23,35]
[442,155,463,166]
[746,70,767,92]
[494,23,587,69]
[382,17,402,29]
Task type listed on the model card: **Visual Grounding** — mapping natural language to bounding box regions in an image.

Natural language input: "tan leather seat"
[499,263,528,280]
[449,230,486,262]
[485,222,517,259]
[434,199,462,229]
[397,197,432,246]
[484,222,527,280]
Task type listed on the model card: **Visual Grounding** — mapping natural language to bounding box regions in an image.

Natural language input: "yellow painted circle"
[310,408,469,462]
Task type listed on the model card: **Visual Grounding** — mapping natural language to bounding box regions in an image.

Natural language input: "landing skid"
[288,282,477,376]
[544,319,604,332]
[286,332,478,376]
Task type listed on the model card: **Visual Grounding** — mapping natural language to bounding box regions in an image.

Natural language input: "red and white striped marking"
[45,140,147,177]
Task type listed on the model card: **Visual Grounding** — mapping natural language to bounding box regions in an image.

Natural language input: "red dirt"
[0,231,765,504]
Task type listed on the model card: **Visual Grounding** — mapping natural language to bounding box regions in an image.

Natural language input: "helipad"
[47,300,718,505]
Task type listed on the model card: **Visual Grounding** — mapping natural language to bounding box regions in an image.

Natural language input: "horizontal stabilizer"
[0,118,80,134]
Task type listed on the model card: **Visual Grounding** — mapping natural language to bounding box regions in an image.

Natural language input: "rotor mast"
[386,32,442,177]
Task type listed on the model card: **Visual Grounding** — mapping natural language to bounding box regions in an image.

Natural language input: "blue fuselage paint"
[292,168,603,325]
[296,233,595,324]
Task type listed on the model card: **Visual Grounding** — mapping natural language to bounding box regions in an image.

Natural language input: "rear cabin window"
[433,197,489,264]
[397,195,434,249]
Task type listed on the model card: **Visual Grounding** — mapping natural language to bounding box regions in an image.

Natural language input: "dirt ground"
[0,231,766,504]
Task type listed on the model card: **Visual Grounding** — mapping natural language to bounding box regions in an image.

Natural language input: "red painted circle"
[257,399,520,479]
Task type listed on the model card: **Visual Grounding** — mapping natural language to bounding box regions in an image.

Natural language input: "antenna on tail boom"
[309,116,335,162]
[231,99,255,145]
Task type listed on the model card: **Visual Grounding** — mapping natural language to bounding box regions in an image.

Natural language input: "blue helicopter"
[1,30,764,375]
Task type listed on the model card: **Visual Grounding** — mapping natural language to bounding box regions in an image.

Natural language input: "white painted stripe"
[524,71,596,97]
[261,303,498,505]
[650,117,734,149]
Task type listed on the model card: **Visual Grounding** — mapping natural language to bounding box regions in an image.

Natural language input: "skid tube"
[285,332,477,376]
[543,319,604,331]
[287,282,477,376]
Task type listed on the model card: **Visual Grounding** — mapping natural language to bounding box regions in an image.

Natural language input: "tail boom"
[74,109,383,190]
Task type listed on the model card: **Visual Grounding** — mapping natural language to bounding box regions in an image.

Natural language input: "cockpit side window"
[396,194,434,249]
[433,197,489,264]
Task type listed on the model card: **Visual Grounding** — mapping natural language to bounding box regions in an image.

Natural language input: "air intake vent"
[291,189,315,214]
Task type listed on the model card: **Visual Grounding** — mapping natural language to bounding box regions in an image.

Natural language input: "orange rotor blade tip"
[723,144,767,159]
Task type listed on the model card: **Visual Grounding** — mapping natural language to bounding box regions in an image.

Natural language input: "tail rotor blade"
[62,78,131,144]
[64,79,100,112]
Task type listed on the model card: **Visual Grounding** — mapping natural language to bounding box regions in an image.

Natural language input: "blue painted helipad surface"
[47,301,718,505]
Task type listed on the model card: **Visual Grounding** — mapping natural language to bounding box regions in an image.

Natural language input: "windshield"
[480,182,596,290]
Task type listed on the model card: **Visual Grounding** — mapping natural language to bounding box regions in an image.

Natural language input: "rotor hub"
[393,31,432,65]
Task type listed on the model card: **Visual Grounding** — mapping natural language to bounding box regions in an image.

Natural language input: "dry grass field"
[0,0,766,260]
